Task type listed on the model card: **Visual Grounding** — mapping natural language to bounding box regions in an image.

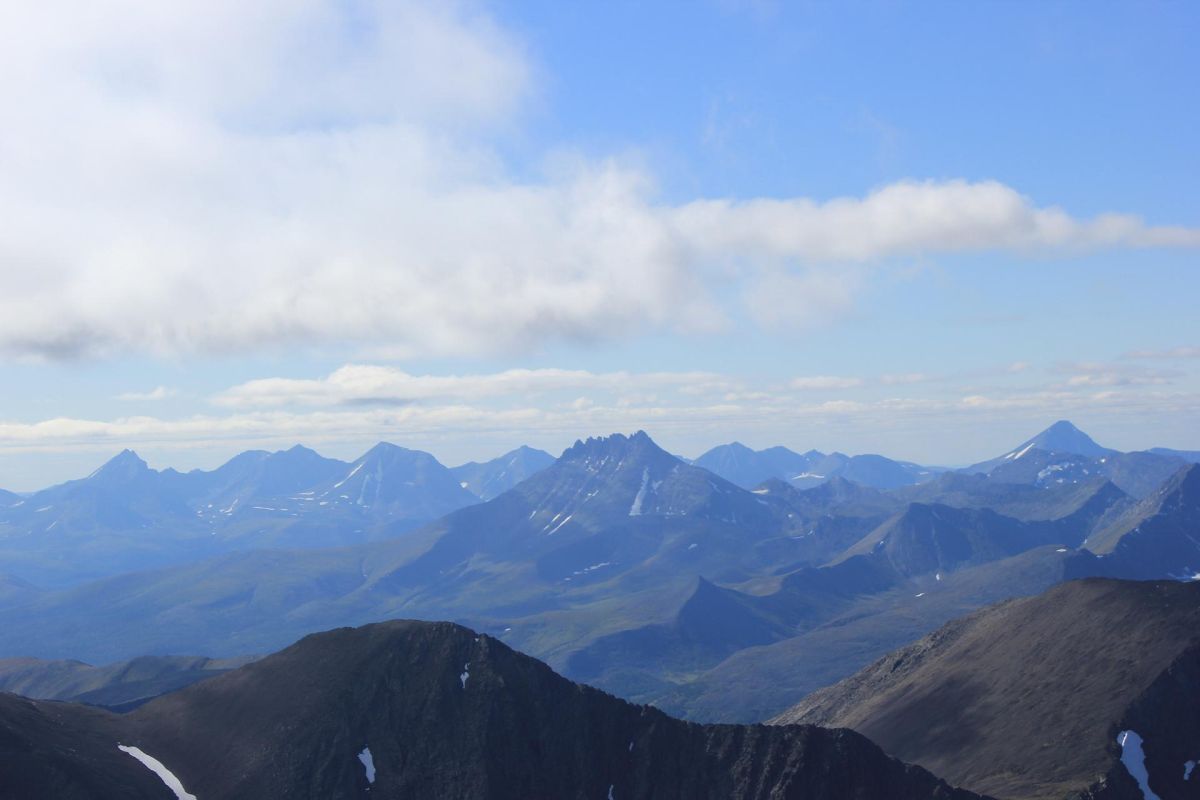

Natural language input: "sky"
[0,0,1198,490]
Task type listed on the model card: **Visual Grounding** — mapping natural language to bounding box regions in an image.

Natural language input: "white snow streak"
[629,467,650,516]
[460,662,470,689]
[1005,442,1037,460]
[118,745,197,800]
[358,746,376,784]
[1117,730,1161,800]
[1184,760,1196,781]
[546,513,573,535]
[333,461,365,489]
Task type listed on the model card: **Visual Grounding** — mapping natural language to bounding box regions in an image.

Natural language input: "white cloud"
[3,387,1195,461]
[117,386,177,401]
[789,375,864,390]
[214,365,736,407]
[1125,345,1200,360]
[0,2,1197,362]
[880,372,934,385]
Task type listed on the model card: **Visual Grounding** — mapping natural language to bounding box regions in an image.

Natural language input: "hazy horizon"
[1,1,1197,489]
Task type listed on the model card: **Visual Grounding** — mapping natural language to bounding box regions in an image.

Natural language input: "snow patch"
[460,662,470,689]
[791,472,825,480]
[608,785,615,800]
[750,488,770,495]
[118,745,197,800]
[914,592,925,598]
[1117,730,1161,800]
[687,543,698,550]
[1185,760,1196,781]
[629,467,650,516]
[358,746,376,784]
[1056,548,1069,553]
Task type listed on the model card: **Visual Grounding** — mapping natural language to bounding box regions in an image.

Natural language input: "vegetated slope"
[773,578,1200,800]
[0,619,988,800]
[1079,464,1200,580]
[0,653,256,711]
[892,471,1131,523]
[451,445,556,500]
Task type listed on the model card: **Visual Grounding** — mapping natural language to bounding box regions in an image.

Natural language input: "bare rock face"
[0,619,986,800]
[772,578,1200,800]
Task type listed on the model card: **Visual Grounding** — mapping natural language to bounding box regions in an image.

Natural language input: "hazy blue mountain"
[967,420,1115,474]
[1149,446,1200,462]
[696,443,943,490]
[311,442,479,521]
[774,578,1200,800]
[692,442,818,488]
[0,619,984,800]
[450,445,555,500]
[185,444,347,511]
[0,488,18,507]
[964,420,1189,498]
[0,442,479,585]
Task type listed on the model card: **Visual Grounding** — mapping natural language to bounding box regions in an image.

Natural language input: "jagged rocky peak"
[560,430,673,470]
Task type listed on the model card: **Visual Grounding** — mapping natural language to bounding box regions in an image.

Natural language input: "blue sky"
[0,0,1197,489]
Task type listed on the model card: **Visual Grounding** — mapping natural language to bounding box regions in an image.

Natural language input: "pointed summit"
[317,442,476,519]
[1013,420,1114,459]
[90,449,150,483]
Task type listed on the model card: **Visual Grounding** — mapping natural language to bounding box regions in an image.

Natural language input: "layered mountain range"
[0,424,1197,730]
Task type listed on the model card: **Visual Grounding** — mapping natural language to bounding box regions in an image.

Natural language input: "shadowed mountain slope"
[772,578,1200,800]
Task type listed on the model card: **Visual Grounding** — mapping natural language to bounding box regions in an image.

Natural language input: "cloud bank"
[1,0,1197,362]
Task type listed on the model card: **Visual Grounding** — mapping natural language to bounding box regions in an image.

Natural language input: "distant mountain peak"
[560,430,667,465]
[91,449,150,480]
[1019,420,1113,458]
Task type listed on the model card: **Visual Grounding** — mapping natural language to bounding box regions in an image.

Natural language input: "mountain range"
[0,444,554,586]
[0,423,1197,729]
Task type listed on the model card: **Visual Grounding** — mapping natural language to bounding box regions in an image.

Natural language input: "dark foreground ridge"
[0,619,986,800]
[773,578,1200,800]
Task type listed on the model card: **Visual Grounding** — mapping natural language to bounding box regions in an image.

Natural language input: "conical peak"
[1023,420,1111,456]
[93,449,149,479]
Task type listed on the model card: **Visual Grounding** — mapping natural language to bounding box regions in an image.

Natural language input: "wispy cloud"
[117,386,177,402]
[789,375,864,390]
[0,2,1196,362]
[1124,345,1200,360]
[214,365,737,408]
